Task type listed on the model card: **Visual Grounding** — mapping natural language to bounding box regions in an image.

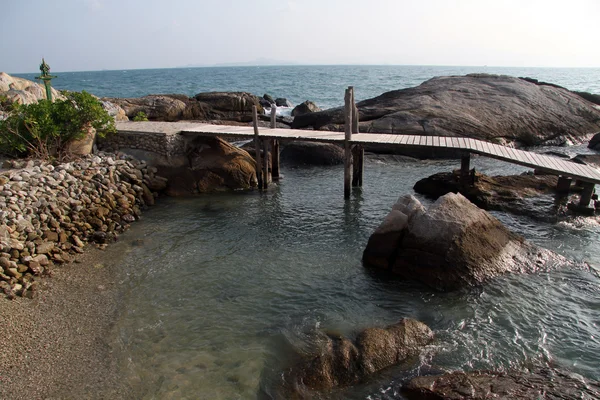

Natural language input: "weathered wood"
[460,152,471,189]
[252,105,263,190]
[350,88,363,188]
[556,176,572,194]
[270,105,277,129]
[579,182,595,207]
[263,139,270,188]
[271,139,280,179]
[344,87,353,199]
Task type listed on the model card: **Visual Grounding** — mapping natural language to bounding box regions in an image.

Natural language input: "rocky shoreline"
[0,153,167,299]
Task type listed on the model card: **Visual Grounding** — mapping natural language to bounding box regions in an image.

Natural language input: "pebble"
[0,152,167,297]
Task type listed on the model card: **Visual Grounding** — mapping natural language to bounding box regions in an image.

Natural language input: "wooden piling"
[344,87,353,199]
[263,139,270,188]
[270,105,277,129]
[252,105,263,190]
[459,152,471,189]
[271,139,280,179]
[556,176,572,194]
[350,88,363,187]
[579,181,595,207]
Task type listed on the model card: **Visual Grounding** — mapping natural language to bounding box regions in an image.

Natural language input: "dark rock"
[280,318,433,396]
[263,94,275,104]
[402,368,600,400]
[91,231,108,244]
[275,98,293,107]
[363,193,573,291]
[292,74,600,146]
[588,132,600,150]
[291,100,322,117]
[259,98,272,108]
[281,141,344,166]
[573,91,600,106]
[412,170,571,222]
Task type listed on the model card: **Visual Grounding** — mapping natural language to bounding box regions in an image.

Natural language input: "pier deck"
[116,121,600,185]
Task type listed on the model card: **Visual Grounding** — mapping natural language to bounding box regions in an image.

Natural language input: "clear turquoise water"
[13,65,600,110]
[100,155,600,399]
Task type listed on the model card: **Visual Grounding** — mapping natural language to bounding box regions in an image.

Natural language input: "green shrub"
[0,90,116,159]
[133,111,149,121]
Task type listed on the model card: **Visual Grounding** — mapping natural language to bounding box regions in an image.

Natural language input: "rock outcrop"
[0,154,167,298]
[588,132,600,150]
[402,368,600,400]
[99,129,257,194]
[292,74,600,146]
[280,141,344,166]
[279,318,433,397]
[105,92,264,123]
[291,100,321,117]
[0,72,65,104]
[363,193,571,291]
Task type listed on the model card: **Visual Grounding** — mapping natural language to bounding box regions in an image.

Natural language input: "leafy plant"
[133,111,149,121]
[0,90,116,159]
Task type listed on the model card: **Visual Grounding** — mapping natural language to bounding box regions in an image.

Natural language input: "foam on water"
[98,155,600,399]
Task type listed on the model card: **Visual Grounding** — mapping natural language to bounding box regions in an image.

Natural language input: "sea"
[14,65,600,399]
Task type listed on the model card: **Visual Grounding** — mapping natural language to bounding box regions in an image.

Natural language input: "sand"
[0,248,133,399]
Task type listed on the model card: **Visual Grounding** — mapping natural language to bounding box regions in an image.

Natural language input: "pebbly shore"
[0,153,168,299]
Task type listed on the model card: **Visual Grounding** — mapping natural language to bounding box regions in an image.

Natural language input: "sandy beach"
[0,248,132,399]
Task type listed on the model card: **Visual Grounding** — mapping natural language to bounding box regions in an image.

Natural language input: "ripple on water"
[104,159,600,399]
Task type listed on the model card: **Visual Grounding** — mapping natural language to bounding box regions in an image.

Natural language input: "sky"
[1,0,599,73]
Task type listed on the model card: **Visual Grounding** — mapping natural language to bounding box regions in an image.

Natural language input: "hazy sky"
[1,0,599,73]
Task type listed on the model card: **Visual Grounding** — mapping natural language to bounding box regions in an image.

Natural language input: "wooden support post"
[263,139,270,188]
[459,152,471,189]
[271,139,280,180]
[344,87,353,199]
[252,105,263,190]
[352,145,364,187]
[579,181,595,207]
[270,105,277,129]
[350,87,363,187]
[556,176,572,194]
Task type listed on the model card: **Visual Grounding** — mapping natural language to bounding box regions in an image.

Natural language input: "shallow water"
[103,155,600,399]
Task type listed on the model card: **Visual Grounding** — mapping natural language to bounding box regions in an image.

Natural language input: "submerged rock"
[402,368,600,400]
[363,193,572,291]
[281,141,344,166]
[292,74,600,146]
[277,318,433,397]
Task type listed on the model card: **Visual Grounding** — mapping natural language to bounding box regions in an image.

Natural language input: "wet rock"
[412,170,571,222]
[292,74,600,146]
[275,98,293,108]
[279,318,433,396]
[402,368,600,400]
[363,193,573,291]
[281,141,344,166]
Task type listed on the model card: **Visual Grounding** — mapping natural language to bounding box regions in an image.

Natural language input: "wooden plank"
[450,137,459,148]
[433,136,440,147]
[439,136,448,147]
[398,135,410,145]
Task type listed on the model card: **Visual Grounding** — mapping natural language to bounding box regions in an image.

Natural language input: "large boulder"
[292,74,600,146]
[279,318,433,396]
[402,368,600,400]
[193,91,263,117]
[363,193,570,291]
[281,141,344,166]
[413,170,574,222]
[154,135,257,195]
[291,100,321,117]
[0,72,65,104]
[103,95,191,121]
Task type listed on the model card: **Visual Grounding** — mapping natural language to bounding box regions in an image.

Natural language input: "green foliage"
[0,91,116,159]
[133,111,149,121]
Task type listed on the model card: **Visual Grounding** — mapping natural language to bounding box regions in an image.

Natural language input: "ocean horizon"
[11,64,600,110]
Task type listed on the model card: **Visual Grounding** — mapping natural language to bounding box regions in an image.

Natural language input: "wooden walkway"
[117,121,600,185]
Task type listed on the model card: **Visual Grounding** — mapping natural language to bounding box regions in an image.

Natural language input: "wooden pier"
[116,87,600,208]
